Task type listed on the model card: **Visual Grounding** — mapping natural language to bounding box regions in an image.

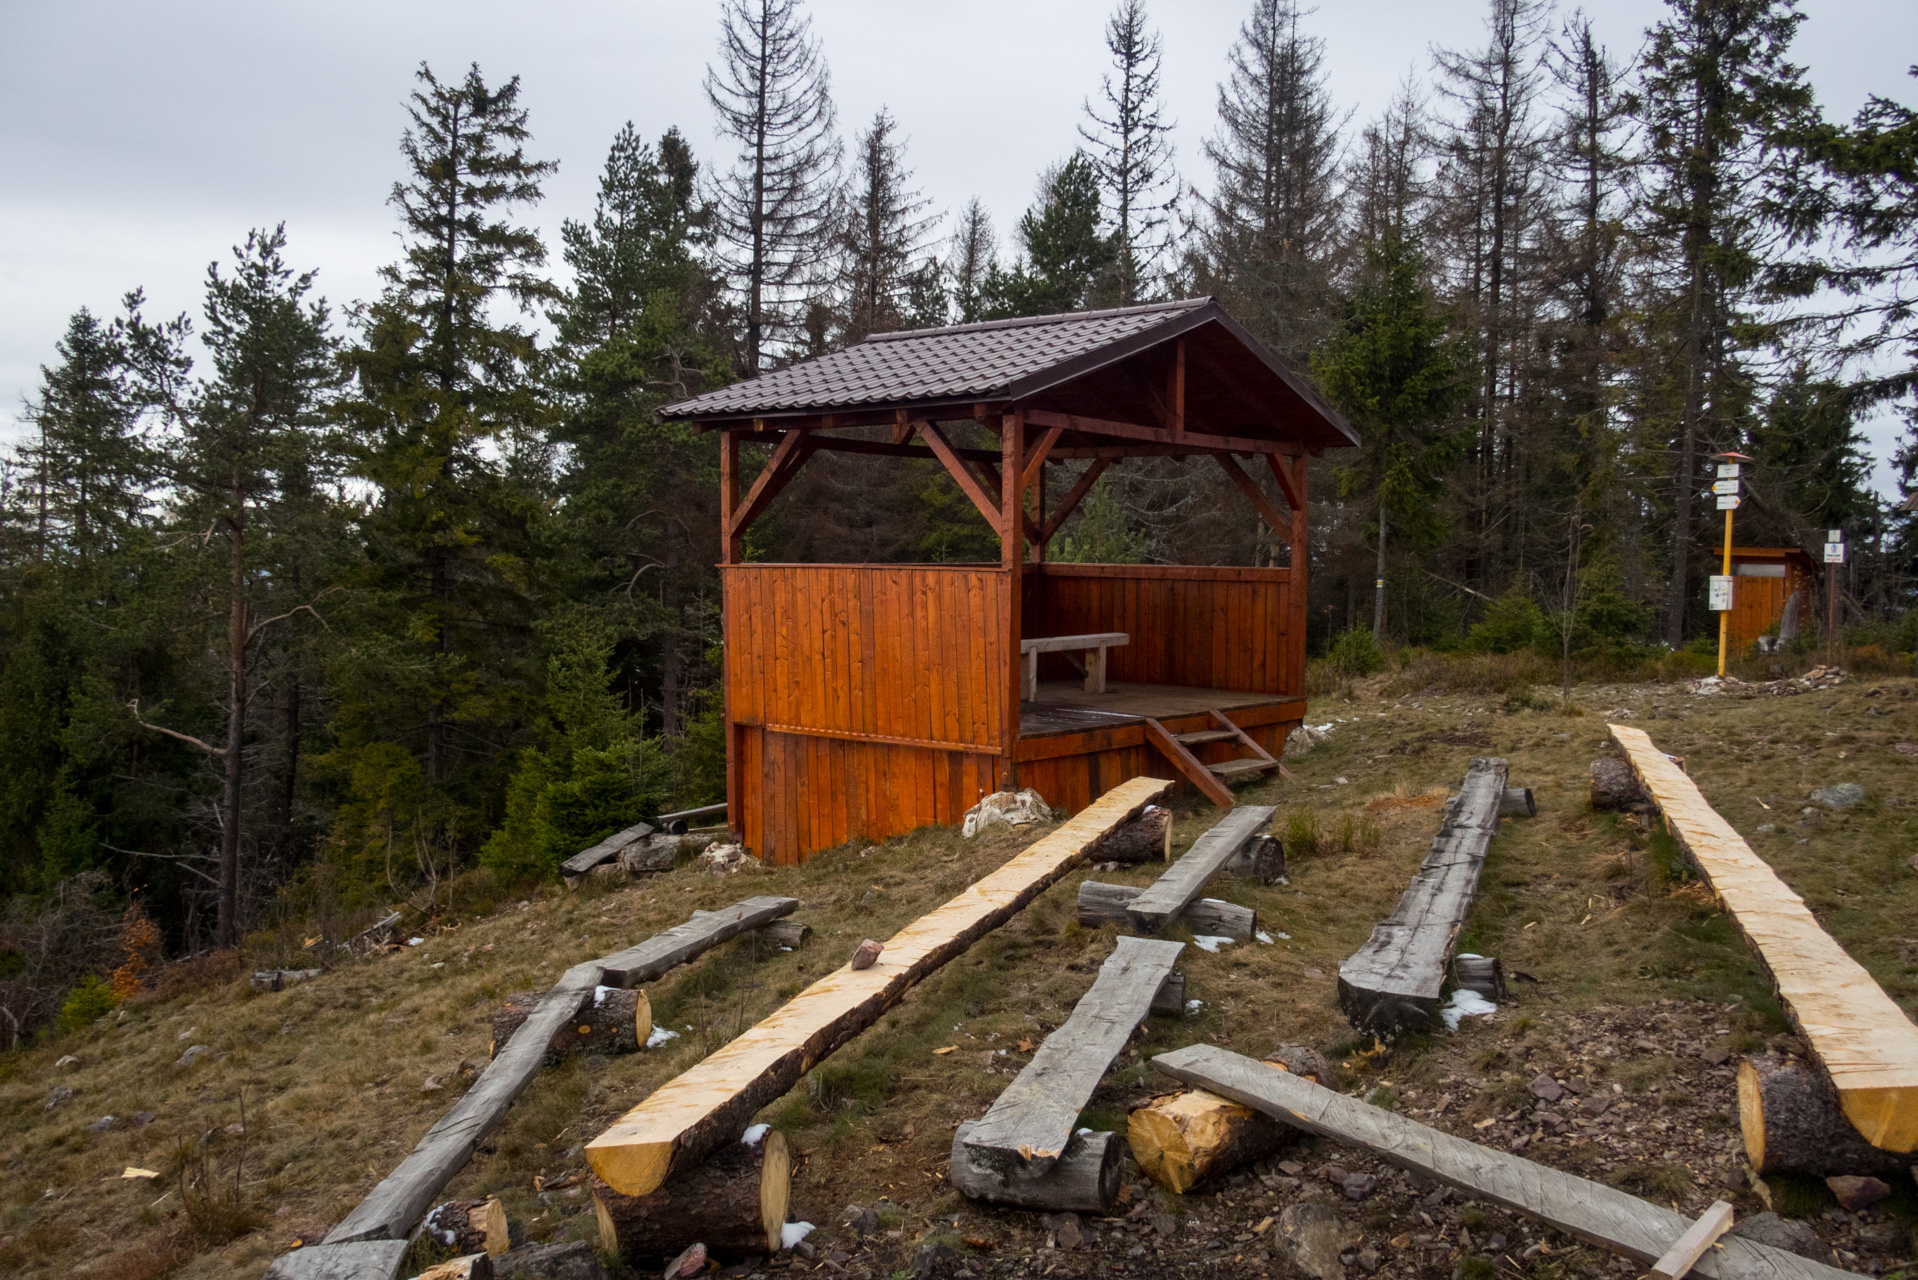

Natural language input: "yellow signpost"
[1710,452,1752,678]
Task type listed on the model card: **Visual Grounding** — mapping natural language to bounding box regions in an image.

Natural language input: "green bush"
[59,974,117,1032]
[1327,626,1385,677]
[1465,590,1549,654]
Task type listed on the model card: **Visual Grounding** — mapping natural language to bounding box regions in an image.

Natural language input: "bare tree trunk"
[1373,505,1387,637]
[218,515,248,949]
[1664,263,1707,647]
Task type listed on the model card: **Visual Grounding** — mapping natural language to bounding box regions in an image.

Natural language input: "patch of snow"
[1183,999,1204,1016]
[1440,988,1498,1031]
[1255,930,1275,945]
[406,936,424,946]
[594,985,615,1006]
[1190,935,1234,953]
[645,1025,680,1048]
[741,1123,770,1147]
[781,1222,815,1250]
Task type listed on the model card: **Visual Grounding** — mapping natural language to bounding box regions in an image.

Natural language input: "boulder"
[961,789,1052,838]
[1826,1175,1892,1211]
[1274,1202,1350,1280]
[1810,783,1865,810]
[1727,1212,1834,1264]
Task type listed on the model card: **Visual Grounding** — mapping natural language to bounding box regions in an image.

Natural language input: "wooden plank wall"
[1022,564,1299,696]
[724,564,1011,864]
[1726,576,1790,652]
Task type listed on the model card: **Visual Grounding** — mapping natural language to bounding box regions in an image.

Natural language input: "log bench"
[1019,632,1128,701]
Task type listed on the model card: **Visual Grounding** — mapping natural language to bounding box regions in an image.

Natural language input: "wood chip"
[933,1046,957,1055]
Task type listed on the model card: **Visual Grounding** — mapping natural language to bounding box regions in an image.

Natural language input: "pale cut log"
[421,1197,510,1257]
[1612,724,1918,1154]
[562,822,655,884]
[755,920,810,949]
[1337,759,1508,1037]
[1090,806,1171,863]
[585,777,1174,1197]
[1126,806,1275,933]
[1150,971,1185,1017]
[1500,787,1536,818]
[1129,1088,1291,1193]
[411,1254,492,1280]
[1150,1044,1862,1280]
[1738,1058,1911,1178]
[949,1121,1121,1213]
[1075,882,1254,941]
[262,1240,409,1280]
[1224,834,1286,883]
[324,896,797,1246]
[1590,758,1650,812]
[593,1129,790,1259]
[1651,1201,1736,1280]
[964,934,1185,1176]
[490,988,650,1061]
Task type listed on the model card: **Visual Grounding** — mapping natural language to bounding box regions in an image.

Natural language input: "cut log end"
[1129,1088,1290,1194]
[1738,1057,1911,1178]
[594,1129,790,1260]
[1499,787,1536,818]
[949,1122,1121,1213]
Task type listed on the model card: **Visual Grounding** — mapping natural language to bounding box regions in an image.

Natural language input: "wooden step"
[1207,757,1279,779]
[1174,729,1240,745]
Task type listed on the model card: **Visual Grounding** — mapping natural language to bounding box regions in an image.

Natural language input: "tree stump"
[1225,835,1286,884]
[592,1129,791,1260]
[755,920,810,949]
[948,1122,1121,1213]
[1738,1057,1910,1178]
[1091,806,1172,863]
[421,1197,510,1257]
[1590,759,1649,813]
[1129,1089,1291,1193]
[491,988,650,1061]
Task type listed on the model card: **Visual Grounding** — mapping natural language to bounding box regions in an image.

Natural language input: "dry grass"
[3,673,1916,1276]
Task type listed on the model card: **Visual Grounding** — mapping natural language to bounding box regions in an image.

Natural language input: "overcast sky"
[2,0,1913,487]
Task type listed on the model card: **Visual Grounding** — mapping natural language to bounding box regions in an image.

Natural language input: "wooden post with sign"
[1824,531,1845,668]
[1710,454,1749,677]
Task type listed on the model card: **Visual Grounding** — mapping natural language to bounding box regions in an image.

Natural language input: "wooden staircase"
[1143,711,1286,808]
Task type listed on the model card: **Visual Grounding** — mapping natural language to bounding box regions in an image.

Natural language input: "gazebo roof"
[663,297,1357,452]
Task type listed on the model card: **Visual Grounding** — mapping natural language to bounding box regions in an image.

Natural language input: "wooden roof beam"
[1215,454,1292,542]
[919,421,1007,535]
[1040,457,1111,544]
[1024,408,1292,457]
[727,430,813,539]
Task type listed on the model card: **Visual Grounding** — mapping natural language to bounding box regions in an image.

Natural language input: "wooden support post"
[1149,1045,1860,1280]
[592,1130,791,1261]
[1170,339,1186,435]
[719,429,740,566]
[1737,1058,1913,1179]
[1075,882,1255,942]
[491,987,650,1061]
[949,1122,1122,1214]
[1611,724,1918,1154]
[963,935,1185,1176]
[1337,759,1508,1037]
[585,778,1172,1198]
[1125,806,1276,933]
[1001,408,1025,790]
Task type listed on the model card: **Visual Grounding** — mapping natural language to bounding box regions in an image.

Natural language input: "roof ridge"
[865,297,1213,344]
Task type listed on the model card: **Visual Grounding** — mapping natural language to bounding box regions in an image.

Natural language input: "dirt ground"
[3,670,1916,1279]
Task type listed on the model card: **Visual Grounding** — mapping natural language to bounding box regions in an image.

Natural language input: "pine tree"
[949,199,997,325]
[983,156,1118,318]
[1199,0,1344,362]
[833,108,940,343]
[1079,0,1178,304]
[705,0,841,373]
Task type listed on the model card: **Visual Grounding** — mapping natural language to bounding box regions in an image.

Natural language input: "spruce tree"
[949,199,997,325]
[1079,0,1178,304]
[705,0,841,373]
[982,156,1118,318]
[832,108,940,343]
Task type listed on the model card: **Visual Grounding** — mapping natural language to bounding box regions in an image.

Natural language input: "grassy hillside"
[4,672,1916,1278]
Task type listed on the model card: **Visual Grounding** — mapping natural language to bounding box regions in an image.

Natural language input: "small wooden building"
[662,298,1357,865]
[1724,546,1818,652]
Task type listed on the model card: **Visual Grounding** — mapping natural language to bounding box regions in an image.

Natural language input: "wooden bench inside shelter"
[1021,631,1129,699]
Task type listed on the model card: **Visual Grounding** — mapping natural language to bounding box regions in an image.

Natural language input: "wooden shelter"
[1724,547,1817,652]
[662,298,1357,864]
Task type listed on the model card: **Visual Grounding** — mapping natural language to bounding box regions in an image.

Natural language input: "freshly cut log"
[1590,758,1649,813]
[755,920,810,949]
[949,1121,1121,1213]
[1738,1058,1911,1179]
[1126,806,1276,933]
[421,1197,510,1257]
[1129,1089,1290,1193]
[964,934,1185,1177]
[491,988,650,1061]
[1091,805,1171,863]
[1075,882,1255,941]
[1337,759,1508,1037]
[585,777,1173,1197]
[593,1129,791,1260]
[1613,724,1918,1154]
[262,1240,409,1280]
[1150,1044,1862,1280]
[323,896,797,1246]
[1224,834,1286,883]
[411,1255,491,1280]
[1500,787,1536,818]
[562,822,655,885]
[1150,971,1185,1017]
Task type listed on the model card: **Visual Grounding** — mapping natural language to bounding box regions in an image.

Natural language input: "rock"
[837,1204,878,1237]
[87,1115,117,1132]
[45,1084,74,1110]
[1284,726,1325,758]
[662,1242,706,1279]
[1581,1094,1612,1117]
[1275,1202,1350,1280]
[695,844,759,876]
[1341,1174,1375,1201]
[1826,1175,1892,1211]
[1356,1247,1381,1273]
[1149,1213,1177,1238]
[494,1240,610,1280]
[54,1054,80,1070]
[132,1111,155,1127]
[849,939,884,971]
[176,1044,209,1067]
[1810,783,1865,810]
[1270,1044,1335,1085]
[421,1076,445,1094]
[1728,1213,1835,1264]
[1857,1222,1908,1254]
[1486,1234,1507,1253]
[909,1240,956,1279]
[961,788,1052,838]
[1047,1212,1083,1251]
[1907,854,1918,874]
[1528,1073,1564,1103]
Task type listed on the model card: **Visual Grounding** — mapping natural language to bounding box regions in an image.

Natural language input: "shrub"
[1327,626,1385,678]
[58,974,117,1032]
[1465,590,1549,654]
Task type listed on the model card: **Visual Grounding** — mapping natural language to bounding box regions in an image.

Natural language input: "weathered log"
[252,968,322,991]
[263,1240,409,1280]
[1075,882,1255,942]
[491,988,650,1061]
[1590,759,1649,813]
[1150,971,1186,1017]
[1338,759,1508,1038]
[755,920,810,949]
[1452,954,1506,1000]
[1129,1088,1291,1193]
[421,1197,510,1257]
[1738,1058,1912,1179]
[964,935,1184,1176]
[1224,834,1286,883]
[1090,805,1171,863]
[592,1128,790,1260]
[586,777,1173,1197]
[617,837,677,876]
[949,1121,1121,1213]
[561,822,656,886]
[1127,806,1276,933]
[1500,787,1537,818]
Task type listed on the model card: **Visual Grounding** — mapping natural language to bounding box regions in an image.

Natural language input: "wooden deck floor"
[1019,681,1288,739]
